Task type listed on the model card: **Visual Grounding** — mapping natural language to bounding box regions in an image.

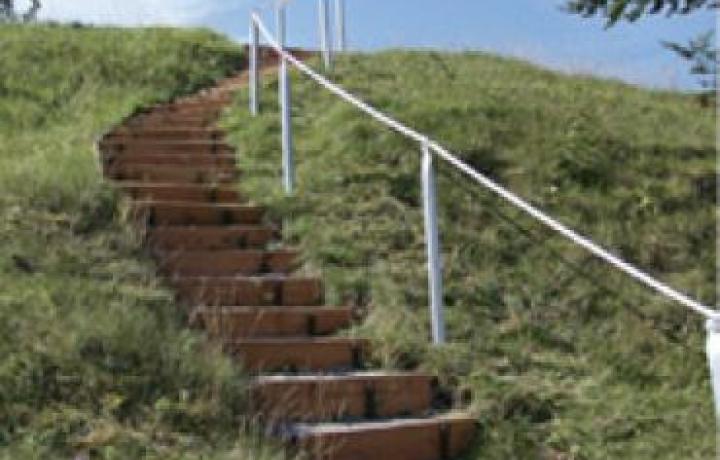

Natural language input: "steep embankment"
[223,52,717,459]
[0,25,283,459]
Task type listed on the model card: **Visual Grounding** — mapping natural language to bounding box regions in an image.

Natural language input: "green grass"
[0,24,286,459]
[223,52,717,459]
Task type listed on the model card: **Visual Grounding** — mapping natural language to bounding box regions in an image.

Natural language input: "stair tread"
[119,183,244,203]
[194,305,347,312]
[229,337,366,344]
[134,200,259,208]
[158,249,297,261]
[120,181,235,186]
[158,249,298,276]
[105,154,236,164]
[193,306,354,338]
[251,370,437,423]
[147,224,272,231]
[111,128,224,134]
[253,370,433,384]
[117,182,240,190]
[193,306,351,316]
[100,140,234,154]
[131,202,265,226]
[110,168,238,183]
[159,248,296,255]
[102,140,230,145]
[175,274,316,281]
[130,111,218,120]
[111,164,237,170]
[291,412,475,435]
[226,337,366,372]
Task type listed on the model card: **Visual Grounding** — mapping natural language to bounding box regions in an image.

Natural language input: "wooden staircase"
[98,67,475,460]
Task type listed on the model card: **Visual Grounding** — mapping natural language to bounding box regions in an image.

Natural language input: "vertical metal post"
[249,12,259,116]
[707,318,720,458]
[277,5,294,194]
[335,0,346,52]
[276,3,286,45]
[421,142,445,345]
[318,0,333,69]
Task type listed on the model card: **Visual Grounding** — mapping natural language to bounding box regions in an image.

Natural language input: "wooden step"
[225,337,368,373]
[146,106,225,116]
[289,413,476,460]
[172,276,323,306]
[127,115,216,128]
[153,100,228,111]
[157,249,298,276]
[146,225,274,250]
[171,98,232,107]
[131,201,264,226]
[135,108,217,118]
[252,372,435,422]
[145,107,223,117]
[191,306,354,339]
[105,128,225,141]
[173,95,233,104]
[99,140,234,155]
[182,93,234,103]
[104,153,236,168]
[120,183,242,203]
[108,164,238,183]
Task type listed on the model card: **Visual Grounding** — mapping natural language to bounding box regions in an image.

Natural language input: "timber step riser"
[105,131,225,142]
[104,153,236,167]
[145,105,227,113]
[252,374,436,422]
[131,110,218,117]
[121,185,243,203]
[291,416,476,460]
[100,142,235,155]
[172,277,324,307]
[191,307,354,339]
[151,101,229,109]
[146,226,275,250]
[108,168,239,184]
[225,339,368,373]
[141,109,223,118]
[126,118,217,128]
[156,249,299,277]
[131,203,265,226]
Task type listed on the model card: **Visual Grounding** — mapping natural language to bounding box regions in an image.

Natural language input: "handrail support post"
[421,142,445,345]
[249,13,260,116]
[318,0,333,70]
[335,0,346,52]
[277,5,295,194]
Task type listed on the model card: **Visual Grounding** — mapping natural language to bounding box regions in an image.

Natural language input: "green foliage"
[663,31,718,90]
[224,52,717,459]
[566,0,718,92]
[0,25,284,458]
[0,0,41,23]
[566,0,718,25]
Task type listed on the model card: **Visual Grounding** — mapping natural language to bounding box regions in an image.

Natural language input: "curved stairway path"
[98,63,476,460]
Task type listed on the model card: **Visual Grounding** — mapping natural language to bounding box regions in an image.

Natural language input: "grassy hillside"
[223,52,717,459]
[0,24,284,459]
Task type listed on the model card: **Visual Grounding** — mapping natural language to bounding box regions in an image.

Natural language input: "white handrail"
[251,12,718,321]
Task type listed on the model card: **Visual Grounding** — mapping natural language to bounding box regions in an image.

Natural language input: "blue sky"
[35,0,716,89]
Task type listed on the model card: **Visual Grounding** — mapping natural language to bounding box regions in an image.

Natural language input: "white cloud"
[33,0,235,26]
